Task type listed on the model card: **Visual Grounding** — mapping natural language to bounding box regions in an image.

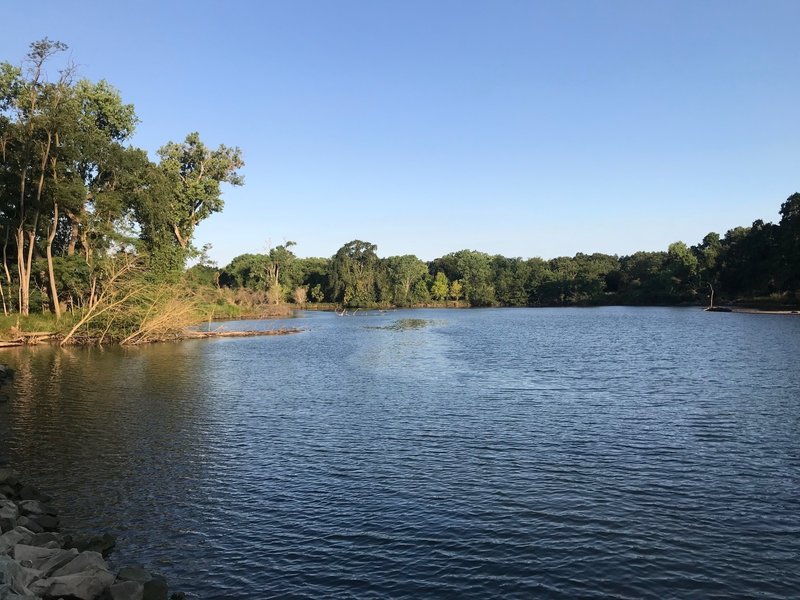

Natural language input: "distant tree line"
[199,194,800,309]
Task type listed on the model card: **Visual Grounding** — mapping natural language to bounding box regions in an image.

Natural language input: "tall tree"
[265,242,297,303]
[430,271,449,302]
[149,132,243,274]
[0,38,70,315]
[330,240,379,306]
[432,250,495,306]
[384,254,427,305]
[779,193,800,290]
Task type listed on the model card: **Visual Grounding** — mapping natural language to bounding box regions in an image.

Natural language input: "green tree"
[411,278,431,304]
[149,132,243,274]
[524,257,554,306]
[0,38,70,315]
[295,257,329,294]
[617,251,670,304]
[220,253,270,289]
[310,283,325,303]
[265,242,297,303]
[330,240,380,306]
[779,193,800,290]
[432,250,495,306]
[0,39,139,316]
[430,271,449,301]
[450,279,463,302]
[385,254,428,306]
[491,256,529,306]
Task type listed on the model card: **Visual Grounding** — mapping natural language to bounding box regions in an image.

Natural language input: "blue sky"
[3,1,799,265]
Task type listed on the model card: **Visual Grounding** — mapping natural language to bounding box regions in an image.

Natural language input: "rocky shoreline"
[0,468,184,600]
[0,368,182,600]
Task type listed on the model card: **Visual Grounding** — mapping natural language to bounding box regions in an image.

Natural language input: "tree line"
[2,39,798,328]
[0,39,242,320]
[198,194,800,309]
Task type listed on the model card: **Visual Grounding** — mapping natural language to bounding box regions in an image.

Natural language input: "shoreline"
[0,366,183,599]
[0,467,183,600]
[0,326,304,349]
[1,303,797,349]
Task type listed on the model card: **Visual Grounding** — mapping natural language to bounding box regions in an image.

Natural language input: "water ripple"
[0,308,799,598]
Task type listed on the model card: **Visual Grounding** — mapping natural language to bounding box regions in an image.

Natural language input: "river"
[1,307,799,599]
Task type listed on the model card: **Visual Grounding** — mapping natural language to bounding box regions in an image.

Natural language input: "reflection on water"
[1,308,799,599]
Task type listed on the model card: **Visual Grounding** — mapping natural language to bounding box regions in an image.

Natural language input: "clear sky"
[2,1,798,265]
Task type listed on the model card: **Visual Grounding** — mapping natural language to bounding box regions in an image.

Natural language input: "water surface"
[0,307,798,599]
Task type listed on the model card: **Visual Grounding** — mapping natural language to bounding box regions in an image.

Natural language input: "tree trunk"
[47,202,62,320]
[81,230,92,264]
[1,226,11,287]
[172,224,187,249]
[17,135,52,316]
[66,209,80,256]
[0,228,8,316]
[16,227,28,316]
[16,168,28,315]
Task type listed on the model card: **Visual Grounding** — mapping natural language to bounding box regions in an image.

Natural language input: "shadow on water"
[0,342,222,576]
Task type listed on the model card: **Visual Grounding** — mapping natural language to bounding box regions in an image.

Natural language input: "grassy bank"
[0,284,303,347]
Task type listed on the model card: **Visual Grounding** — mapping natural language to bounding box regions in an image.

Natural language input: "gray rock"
[142,575,168,600]
[0,501,18,534]
[29,567,115,600]
[71,533,116,558]
[12,544,54,564]
[0,586,38,600]
[27,514,58,532]
[35,548,78,577]
[40,541,60,550]
[12,544,78,578]
[17,500,56,517]
[52,550,107,578]
[117,566,152,584]
[0,501,18,522]
[14,518,42,536]
[109,580,145,600]
[0,555,39,596]
[27,532,60,548]
[0,528,34,556]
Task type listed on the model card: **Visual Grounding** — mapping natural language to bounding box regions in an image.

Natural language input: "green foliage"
[219,253,269,289]
[265,242,298,302]
[2,37,794,328]
[185,264,219,288]
[384,254,428,306]
[310,283,325,303]
[779,193,800,288]
[430,272,449,301]
[411,278,431,304]
[432,250,495,306]
[450,279,464,302]
[157,132,243,248]
[330,240,380,307]
[0,40,244,322]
